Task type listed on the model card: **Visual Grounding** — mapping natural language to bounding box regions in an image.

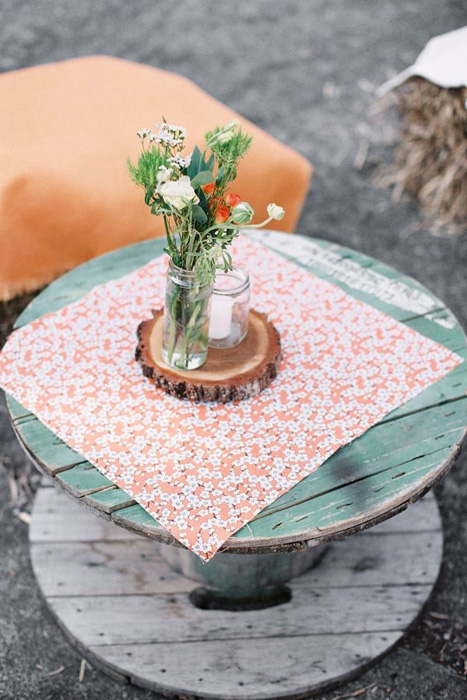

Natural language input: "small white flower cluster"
[155,122,187,138]
[169,153,192,170]
[153,131,182,147]
[137,122,187,148]
[154,122,186,147]
[136,128,152,140]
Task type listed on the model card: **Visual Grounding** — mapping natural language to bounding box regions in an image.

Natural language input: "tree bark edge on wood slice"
[136,309,282,403]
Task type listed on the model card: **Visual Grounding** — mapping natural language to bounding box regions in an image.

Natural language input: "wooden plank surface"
[49,583,432,646]
[7,232,467,552]
[31,542,193,596]
[30,485,440,595]
[30,485,443,700]
[91,632,403,700]
[30,485,138,543]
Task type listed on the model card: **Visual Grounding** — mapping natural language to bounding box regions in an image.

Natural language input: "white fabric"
[377,26,467,95]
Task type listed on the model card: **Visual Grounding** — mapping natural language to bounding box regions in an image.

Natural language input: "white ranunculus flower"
[267,203,285,221]
[156,166,173,185]
[158,175,199,211]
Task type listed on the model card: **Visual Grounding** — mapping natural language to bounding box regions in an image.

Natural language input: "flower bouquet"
[129,119,284,371]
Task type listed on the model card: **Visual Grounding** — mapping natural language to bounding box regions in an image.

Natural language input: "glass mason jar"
[208,267,251,349]
[162,262,213,371]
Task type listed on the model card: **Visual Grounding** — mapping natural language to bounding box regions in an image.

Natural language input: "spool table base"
[30,485,442,699]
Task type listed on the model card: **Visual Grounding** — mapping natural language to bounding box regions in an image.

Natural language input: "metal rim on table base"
[30,484,443,700]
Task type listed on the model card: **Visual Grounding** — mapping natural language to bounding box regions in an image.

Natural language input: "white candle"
[209,295,233,340]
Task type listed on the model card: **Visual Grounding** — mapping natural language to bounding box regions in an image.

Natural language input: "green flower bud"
[232,201,254,224]
[208,120,240,147]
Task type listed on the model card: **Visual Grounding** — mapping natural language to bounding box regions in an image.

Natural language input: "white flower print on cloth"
[0,237,462,560]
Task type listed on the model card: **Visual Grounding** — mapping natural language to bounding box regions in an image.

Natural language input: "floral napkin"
[0,237,462,559]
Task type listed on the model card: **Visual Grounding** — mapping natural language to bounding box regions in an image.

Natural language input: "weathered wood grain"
[7,232,467,553]
[11,418,86,474]
[30,486,443,700]
[30,486,137,543]
[32,526,439,599]
[31,542,193,596]
[56,462,114,495]
[48,583,432,646]
[31,478,439,547]
[84,486,135,513]
[92,632,402,700]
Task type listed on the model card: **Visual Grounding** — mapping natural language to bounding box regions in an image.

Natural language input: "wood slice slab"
[136,309,281,403]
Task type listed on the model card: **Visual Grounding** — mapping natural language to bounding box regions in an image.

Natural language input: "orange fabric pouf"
[0,56,312,300]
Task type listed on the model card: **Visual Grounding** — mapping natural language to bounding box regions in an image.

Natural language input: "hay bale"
[380,77,467,232]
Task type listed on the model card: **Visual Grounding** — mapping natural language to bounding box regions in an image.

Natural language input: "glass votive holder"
[208,267,251,349]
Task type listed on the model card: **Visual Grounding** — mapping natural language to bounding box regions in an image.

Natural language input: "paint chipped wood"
[6,233,467,553]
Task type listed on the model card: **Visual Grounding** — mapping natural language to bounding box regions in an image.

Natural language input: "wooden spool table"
[6,231,467,699]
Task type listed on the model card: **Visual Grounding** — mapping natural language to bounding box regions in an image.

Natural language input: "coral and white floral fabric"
[0,237,462,559]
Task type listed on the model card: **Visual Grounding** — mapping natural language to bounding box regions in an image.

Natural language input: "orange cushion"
[0,56,312,300]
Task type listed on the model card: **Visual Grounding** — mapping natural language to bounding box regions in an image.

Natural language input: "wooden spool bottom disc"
[31,486,443,700]
[136,308,281,402]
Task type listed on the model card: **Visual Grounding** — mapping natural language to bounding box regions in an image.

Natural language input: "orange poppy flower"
[202,182,216,194]
[214,205,230,224]
[226,192,242,207]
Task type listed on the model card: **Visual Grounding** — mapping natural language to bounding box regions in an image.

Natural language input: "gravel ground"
[1,1,466,698]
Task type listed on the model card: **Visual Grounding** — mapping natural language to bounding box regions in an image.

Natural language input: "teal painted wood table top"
[6,231,467,554]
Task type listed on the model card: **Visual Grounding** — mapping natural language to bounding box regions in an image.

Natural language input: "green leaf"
[216,166,225,185]
[206,153,215,171]
[191,204,208,225]
[197,188,208,211]
[190,170,215,189]
[187,146,201,178]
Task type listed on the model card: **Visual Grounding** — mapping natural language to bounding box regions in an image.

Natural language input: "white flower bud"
[224,119,240,131]
[267,203,285,221]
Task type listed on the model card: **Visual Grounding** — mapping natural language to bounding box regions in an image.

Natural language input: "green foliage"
[216,166,225,185]
[186,146,202,179]
[190,170,215,189]
[191,204,208,225]
[204,126,252,185]
[128,120,267,283]
[127,147,169,201]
